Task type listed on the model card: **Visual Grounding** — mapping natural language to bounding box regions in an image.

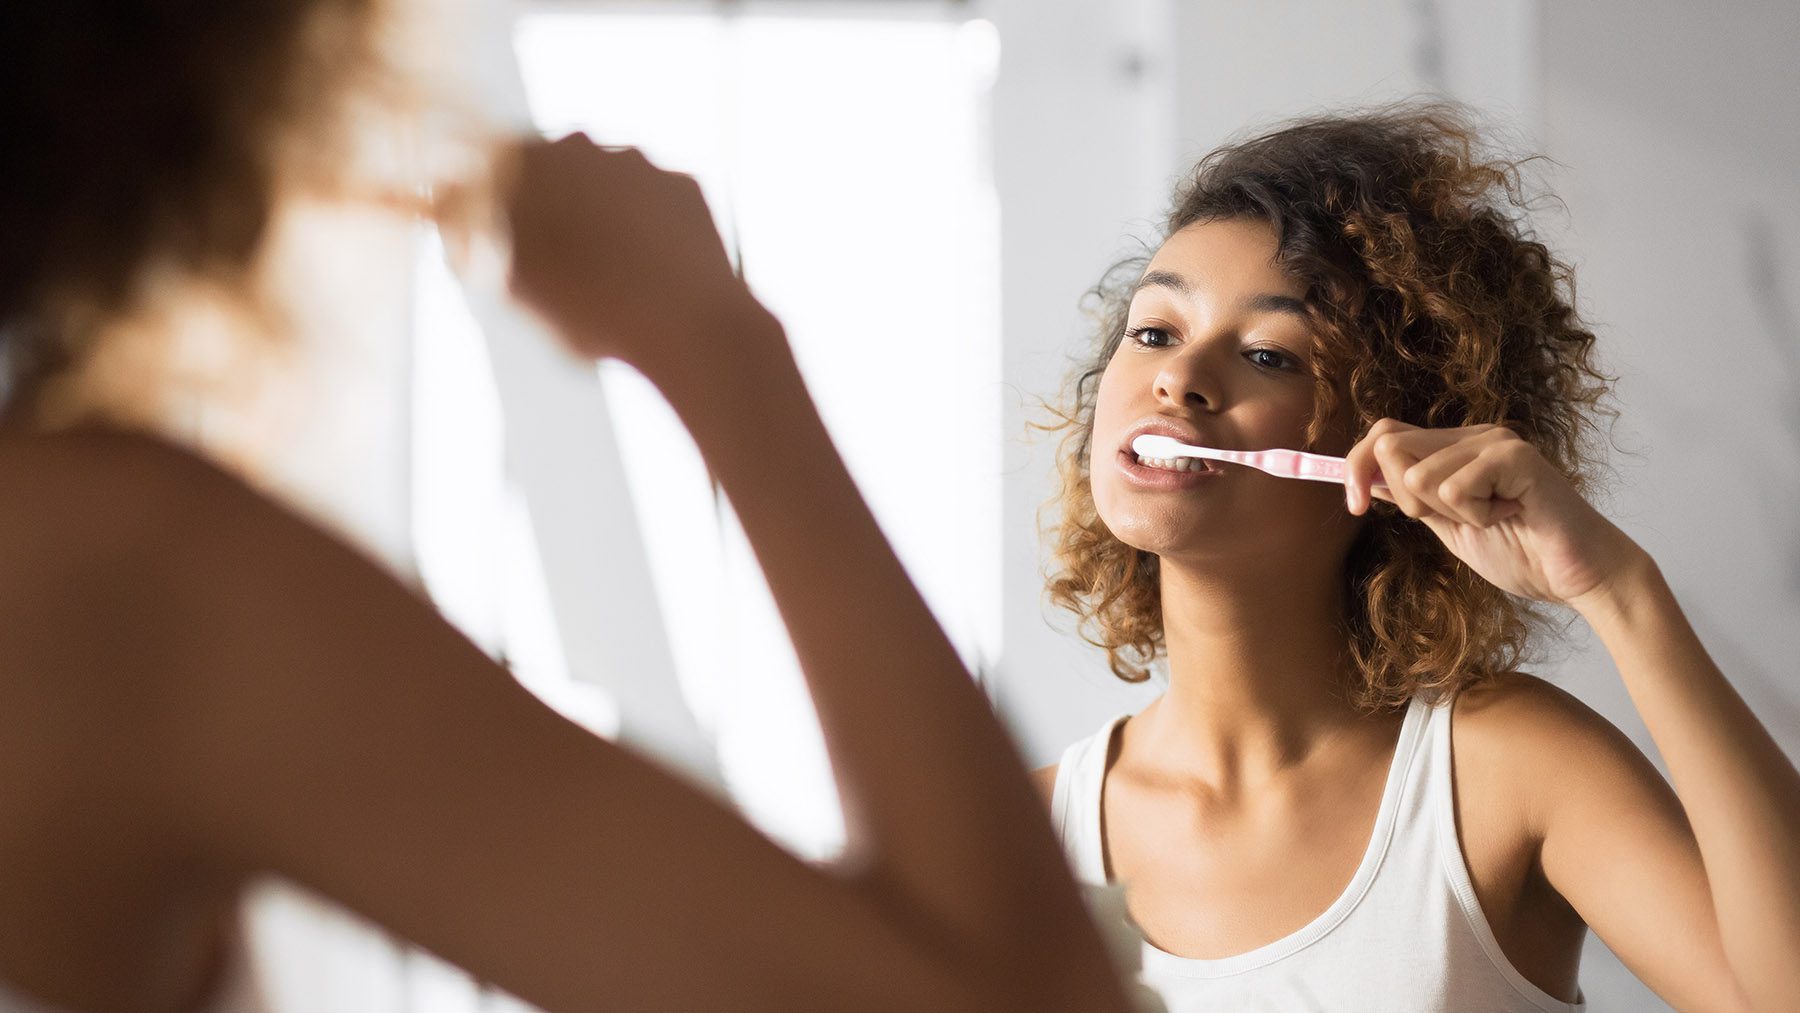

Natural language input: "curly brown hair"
[0,0,391,419]
[1044,104,1613,710]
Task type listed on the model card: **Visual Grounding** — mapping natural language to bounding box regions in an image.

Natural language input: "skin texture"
[1035,218,1800,1010]
[0,138,1133,1013]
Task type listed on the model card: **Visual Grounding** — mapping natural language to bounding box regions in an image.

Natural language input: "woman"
[0,2,1133,1010]
[1035,107,1800,1011]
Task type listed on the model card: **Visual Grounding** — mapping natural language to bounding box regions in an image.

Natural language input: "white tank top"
[1050,696,1584,1012]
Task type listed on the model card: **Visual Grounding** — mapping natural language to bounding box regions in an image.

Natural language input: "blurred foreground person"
[0,2,1135,1010]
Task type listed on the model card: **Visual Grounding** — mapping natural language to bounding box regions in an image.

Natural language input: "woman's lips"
[1114,447,1223,490]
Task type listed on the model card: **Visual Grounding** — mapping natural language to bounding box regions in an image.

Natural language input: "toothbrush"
[1131,434,1387,489]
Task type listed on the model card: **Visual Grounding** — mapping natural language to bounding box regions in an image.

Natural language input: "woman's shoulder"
[0,426,346,568]
[0,427,255,531]
[1446,671,1651,820]
[0,428,241,588]
[0,426,366,666]
[1450,672,1629,753]
[0,429,292,795]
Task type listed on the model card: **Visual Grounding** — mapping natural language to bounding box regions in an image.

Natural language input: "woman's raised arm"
[1347,418,1800,1009]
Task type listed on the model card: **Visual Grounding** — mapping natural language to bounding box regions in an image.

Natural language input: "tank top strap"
[1419,694,1588,1011]
[1380,695,1440,852]
[1050,714,1127,885]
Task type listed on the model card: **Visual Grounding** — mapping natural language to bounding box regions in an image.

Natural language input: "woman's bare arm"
[500,134,1126,997]
[1548,559,1800,1011]
[1453,673,1743,1010]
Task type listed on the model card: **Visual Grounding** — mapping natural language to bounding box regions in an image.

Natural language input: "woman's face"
[1089,217,1360,567]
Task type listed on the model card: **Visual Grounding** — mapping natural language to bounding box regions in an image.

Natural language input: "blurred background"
[232,0,1800,1009]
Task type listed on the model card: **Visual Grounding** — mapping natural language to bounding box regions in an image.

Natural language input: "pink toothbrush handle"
[1298,452,1351,483]
[1241,449,1385,488]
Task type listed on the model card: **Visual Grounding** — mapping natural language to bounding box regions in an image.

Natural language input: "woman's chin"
[1101,514,1212,559]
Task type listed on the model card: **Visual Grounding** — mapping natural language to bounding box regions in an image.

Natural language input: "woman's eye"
[1127,326,1172,348]
[1247,347,1292,370]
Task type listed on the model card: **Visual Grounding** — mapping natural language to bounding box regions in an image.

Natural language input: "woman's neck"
[1132,551,1369,788]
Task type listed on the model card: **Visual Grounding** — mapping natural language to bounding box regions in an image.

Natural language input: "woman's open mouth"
[1116,447,1221,488]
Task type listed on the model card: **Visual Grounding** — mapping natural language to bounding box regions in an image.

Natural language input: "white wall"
[1534,2,1800,1007]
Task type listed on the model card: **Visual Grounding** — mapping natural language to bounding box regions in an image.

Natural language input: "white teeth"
[1133,455,1208,473]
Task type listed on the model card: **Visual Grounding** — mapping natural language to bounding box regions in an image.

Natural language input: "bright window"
[415,5,1001,860]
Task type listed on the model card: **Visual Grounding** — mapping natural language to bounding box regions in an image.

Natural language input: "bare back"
[0,431,245,1009]
[0,427,1130,1012]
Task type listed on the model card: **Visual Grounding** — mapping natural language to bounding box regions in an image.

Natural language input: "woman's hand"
[504,133,769,377]
[1343,419,1649,610]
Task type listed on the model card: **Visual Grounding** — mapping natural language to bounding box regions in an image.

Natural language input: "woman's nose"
[1153,347,1216,410]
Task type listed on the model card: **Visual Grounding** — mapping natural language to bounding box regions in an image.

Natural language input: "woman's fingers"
[506,134,746,367]
[1346,421,1511,521]
[1400,427,1520,526]
[1349,419,1460,516]
[1370,430,1432,518]
[1437,439,1535,524]
[1398,439,1490,524]
[1344,417,1413,514]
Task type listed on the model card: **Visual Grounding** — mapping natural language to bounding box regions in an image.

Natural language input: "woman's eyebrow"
[1132,274,1306,319]
[1132,270,1189,295]
[1243,293,1307,317]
